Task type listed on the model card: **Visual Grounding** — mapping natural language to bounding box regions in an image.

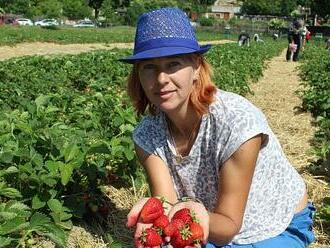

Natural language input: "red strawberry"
[172,208,194,224]
[164,218,185,237]
[170,226,191,248]
[140,197,164,223]
[189,222,204,243]
[139,228,163,247]
[153,214,169,233]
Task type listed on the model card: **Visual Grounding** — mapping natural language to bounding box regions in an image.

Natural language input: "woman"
[122,7,315,248]
[286,20,302,62]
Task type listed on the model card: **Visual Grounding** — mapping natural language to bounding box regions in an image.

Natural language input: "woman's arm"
[208,134,263,245]
[135,144,178,204]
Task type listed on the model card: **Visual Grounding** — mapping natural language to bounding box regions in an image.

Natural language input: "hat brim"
[119,44,211,63]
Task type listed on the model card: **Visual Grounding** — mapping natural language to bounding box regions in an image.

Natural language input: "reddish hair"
[127,54,217,117]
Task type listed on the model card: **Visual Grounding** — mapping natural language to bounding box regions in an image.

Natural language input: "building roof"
[212,0,242,13]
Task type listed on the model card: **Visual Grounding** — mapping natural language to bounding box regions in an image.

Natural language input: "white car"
[35,19,59,27]
[15,18,33,26]
[73,20,96,28]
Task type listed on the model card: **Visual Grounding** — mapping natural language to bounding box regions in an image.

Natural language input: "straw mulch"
[246,49,330,248]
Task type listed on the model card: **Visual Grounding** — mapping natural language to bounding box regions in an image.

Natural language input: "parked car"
[35,19,59,27]
[14,18,33,26]
[73,20,96,28]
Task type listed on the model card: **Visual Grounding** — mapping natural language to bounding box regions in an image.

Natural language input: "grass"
[0,25,233,46]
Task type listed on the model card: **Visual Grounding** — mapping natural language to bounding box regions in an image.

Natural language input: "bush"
[198,16,215,27]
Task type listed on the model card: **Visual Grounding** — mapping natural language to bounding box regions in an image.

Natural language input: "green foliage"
[0,201,67,247]
[0,39,286,246]
[299,42,330,224]
[125,0,179,26]
[241,0,298,16]
[62,0,92,20]
[39,0,63,18]
[101,0,123,25]
[268,18,286,30]
[311,0,330,20]
[198,16,215,26]
[0,49,138,246]
[207,39,286,95]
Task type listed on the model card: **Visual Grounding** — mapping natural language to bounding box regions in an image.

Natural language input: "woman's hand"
[127,198,162,248]
[167,200,209,244]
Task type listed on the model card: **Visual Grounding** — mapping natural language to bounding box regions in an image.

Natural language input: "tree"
[241,0,297,16]
[38,0,63,18]
[87,0,104,20]
[62,0,91,20]
[0,0,31,15]
[279,0,297,16]
[101,0,122,24]
[311,0,330,19]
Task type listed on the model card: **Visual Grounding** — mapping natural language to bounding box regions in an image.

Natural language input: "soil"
[0,43,328,247]
[0,40,232,61]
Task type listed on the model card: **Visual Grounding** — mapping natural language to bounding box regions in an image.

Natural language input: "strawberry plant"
[299,42,330,225]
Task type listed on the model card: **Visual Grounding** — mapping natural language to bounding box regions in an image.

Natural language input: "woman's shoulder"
[211,90,259,116]
[133,113,165,142]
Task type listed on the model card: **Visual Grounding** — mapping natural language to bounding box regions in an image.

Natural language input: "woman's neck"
[166,106,201,140]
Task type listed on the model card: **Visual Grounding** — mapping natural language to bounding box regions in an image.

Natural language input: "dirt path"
[0,40,232,61]
[246,50,329,248]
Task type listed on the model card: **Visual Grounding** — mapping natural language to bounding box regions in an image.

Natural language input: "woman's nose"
[157,71,170,84]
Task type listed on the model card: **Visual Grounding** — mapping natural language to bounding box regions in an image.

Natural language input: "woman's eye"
[169,61,180,67]
[143,64,156,70]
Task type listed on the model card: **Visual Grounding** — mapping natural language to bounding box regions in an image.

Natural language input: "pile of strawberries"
[138,197,204,248]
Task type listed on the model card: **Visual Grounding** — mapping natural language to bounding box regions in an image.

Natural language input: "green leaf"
[57,220,72,230]
[32,195,46,210]
[124,147,135,161]
[87,142,110,154]
[0,185,22,199]
[0,152,13,163]
[113,116,123,127]
[0,166,18,177]
[59,163,74,186]
[63,145,80,163]
[0,211,17,221]
[6,201,30,213]
[35,95,51,108]
[0,236,14,247]
[41,223,67,248]
[42,177,57,187]
[29,212,52,227]
[47,199,62,213]
[119,124,134,133]
[45,160,61,174]
[0,217,29,235]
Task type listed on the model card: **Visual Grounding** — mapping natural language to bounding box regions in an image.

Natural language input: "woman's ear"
[193,64,201,81]
[193,57,202,81]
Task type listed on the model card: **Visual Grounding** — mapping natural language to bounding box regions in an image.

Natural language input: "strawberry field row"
[299,43,330,225]
[0,40,286,247]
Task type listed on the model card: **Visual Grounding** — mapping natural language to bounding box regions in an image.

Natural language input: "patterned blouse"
[133,89,306,244]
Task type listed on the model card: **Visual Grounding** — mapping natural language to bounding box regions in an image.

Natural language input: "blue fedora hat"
[120,7,211,63]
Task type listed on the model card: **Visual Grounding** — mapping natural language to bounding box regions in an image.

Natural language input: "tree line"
[0,0,328,26]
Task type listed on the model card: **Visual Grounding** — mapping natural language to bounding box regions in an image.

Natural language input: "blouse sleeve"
[219,103,270,164]
[132,118,155,155]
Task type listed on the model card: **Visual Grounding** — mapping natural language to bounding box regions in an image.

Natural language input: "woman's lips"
[158,90,175,99]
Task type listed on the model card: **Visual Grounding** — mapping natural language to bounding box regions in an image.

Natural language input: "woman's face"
[138,55,200,114]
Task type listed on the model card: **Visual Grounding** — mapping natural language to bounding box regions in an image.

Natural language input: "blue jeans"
[205,202,316,248]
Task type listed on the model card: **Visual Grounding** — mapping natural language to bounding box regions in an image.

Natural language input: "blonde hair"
[127,54,217,117]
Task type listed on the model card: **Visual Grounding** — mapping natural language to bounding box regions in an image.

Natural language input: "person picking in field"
[286,20,302,62]
[121,7,316,248]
